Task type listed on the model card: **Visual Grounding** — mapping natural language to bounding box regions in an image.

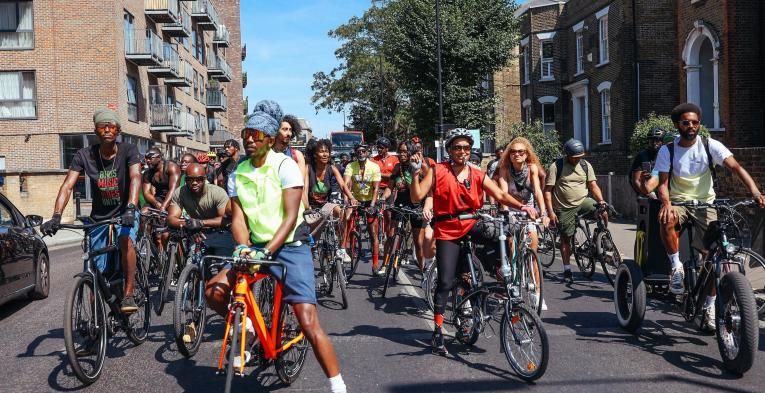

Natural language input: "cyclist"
[179,153,198,187]
[338,153,350,175]
[302,138,355,262]
[411,138,437,280]
[42,107,141,312]
[631,127,667,198]
[372,136,399,199]
[207,101,346,393]
[410,128,536,355]
[276,113,308,177]
[654,102,765,330]
[497,136,549,310]
[343,143,383,275]
[215,139,240,188]
[486,144,505,180]
[142,147,181,251]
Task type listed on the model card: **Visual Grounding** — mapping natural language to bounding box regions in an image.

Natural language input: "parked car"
[0,192,49,306]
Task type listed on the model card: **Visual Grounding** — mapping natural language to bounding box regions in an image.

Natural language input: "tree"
[499,121,562,167]
[629,113,710,155]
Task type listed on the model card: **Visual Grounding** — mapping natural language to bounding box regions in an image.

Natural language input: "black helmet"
[445,128,474,149]
[647,127,667,140]
[563,138,585,157]
[353,143,368,151]
[376,136,391,148]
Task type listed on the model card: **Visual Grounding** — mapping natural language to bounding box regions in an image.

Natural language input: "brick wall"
[216,0,243,134]
[493,46,522,139]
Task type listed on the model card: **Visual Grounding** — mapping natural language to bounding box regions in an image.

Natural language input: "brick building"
[491,46,523,146]
[514,0,765,175]
[0,0,244,220]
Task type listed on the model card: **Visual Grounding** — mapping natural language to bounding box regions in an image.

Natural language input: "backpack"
[554,157,589,184]
[667,136,717,180]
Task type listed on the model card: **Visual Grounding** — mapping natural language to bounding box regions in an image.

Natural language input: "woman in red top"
[410,128,536,355]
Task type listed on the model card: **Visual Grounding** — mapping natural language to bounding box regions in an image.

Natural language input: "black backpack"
[667,136,716,180]
[554,157,589,184]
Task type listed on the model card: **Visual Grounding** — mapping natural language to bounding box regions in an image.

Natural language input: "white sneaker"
[669,268,685,295]
[233,350,251,368]
[529,293,539,309]
[229,317,256,343]
[336,249,352,263]
[541,299,548,311]
[702,305,716,332]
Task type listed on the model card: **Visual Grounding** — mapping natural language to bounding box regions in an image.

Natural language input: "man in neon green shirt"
[343,143,383,274]
[204,100,346,393]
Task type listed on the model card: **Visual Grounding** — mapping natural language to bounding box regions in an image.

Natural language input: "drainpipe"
[632,0,640,124]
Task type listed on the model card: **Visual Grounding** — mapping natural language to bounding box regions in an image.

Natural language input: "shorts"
[391,207,426,229]
[89,212,139,273]
[554,197,597,237]
[672,204,718,251]
[203,230,236,257]
[260,243,317,305]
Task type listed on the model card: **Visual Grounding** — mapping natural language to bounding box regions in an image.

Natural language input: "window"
[191,30,197,60]
[541,103,555,132]
[596,7,610,64]
[195,29,205,63]
[576,31,584,74]
[599,87,612,143]
[126,76,138,122]
[193,70,199,100]
[123,12,134,53]
[0,71,36,118]
[522,45,530,84]
[522,99,532,124]
[0,1,34,49]
[540,41,553,80]
[60,134,100,199]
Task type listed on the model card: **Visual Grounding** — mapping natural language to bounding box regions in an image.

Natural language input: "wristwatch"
[263,248,272,260]
[126,203,136,210]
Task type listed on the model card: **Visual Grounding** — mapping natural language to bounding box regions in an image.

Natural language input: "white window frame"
[0,70,37,119]
[597,81,612,144]
[0,1,34,50]
[596,7,610,66]
[522,45,530,84]
[126,75,138,122]
[539,40,554,81]
[572,21,585,75]
[538,96,558,132]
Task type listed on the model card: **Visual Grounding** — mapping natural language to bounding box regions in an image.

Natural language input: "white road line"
[396,266,452,336]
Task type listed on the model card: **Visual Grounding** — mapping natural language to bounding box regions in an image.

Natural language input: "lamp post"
[435,0,444,162]
[372,0,386,137]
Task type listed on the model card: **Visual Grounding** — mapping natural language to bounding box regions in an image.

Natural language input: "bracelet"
[541,211,548,217]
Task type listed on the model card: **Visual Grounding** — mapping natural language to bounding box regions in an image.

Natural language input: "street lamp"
[435,0,444,162]
[372,0,386,137]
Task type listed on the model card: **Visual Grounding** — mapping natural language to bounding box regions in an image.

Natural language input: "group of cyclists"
[38,100,765,389]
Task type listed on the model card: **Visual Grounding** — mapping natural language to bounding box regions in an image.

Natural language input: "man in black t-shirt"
[215,139,240,188]
[630,127,667,198]
[142,148,181,211]
[42,108,142,313]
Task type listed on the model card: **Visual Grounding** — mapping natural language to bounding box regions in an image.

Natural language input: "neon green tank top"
[234,151,305,244]
[669,168,715,203]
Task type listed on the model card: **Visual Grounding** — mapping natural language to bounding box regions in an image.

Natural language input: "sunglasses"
[186,176,206,183]
[508,149,527,155]
[241,128,267,141]
[680,120,700,126]
[450,144,472,152]
[96,124,119,132]
[144,154,160,160]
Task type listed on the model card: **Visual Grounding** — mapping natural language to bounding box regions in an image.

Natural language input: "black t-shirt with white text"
[70,143,141,220]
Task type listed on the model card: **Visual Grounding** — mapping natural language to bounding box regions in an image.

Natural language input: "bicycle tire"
[225,306,242,393]
[347,229,362,280]
[716,271,759,374]
[573,225,595,278]
[322,248,334,296]
[336,259,349,309]
[500,304,549,381]
[126,261,151,345]
[275,304,309,384]
[597,231,622,287]
[64,275,107,385]
[522,249,544,316]
[453,289,483,345]
[737,248,765,316]
[537,226,557,269]
[136,235,152,281]
[381,233,401,298]
[174,263,207,358]
[257,277,275,329]
[425,264,438,312]
[613,261,646,333]
[156,242,177,316]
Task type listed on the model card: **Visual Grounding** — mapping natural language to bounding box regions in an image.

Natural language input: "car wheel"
[30,253,50,299]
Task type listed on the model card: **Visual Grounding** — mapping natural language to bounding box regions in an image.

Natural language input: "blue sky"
[240,1,528,139]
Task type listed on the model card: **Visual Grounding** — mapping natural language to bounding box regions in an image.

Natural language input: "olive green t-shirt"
[170,183,229,219]
[546,159,596,209]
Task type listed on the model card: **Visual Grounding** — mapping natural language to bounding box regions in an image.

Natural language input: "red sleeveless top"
[432,162,485,240]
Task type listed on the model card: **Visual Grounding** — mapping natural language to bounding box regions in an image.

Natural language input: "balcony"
[163,9,191,38]
[209,119,236,147]
[212,25,230,47]
[241,44,247,61]
[149,103,194,136]
[242,72,247,88]
[148,43,180,78]
[125,30,163,66]
[190,0,219,31]
[165,59,193,87]
[145,0,179,24]
[206,88,227,112]
[207,53,232,82]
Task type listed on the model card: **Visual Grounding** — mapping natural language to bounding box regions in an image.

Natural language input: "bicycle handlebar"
[386,205,422,216]
[671,199,756,209]
[142,207,168,217]
[201,255,287,274]
[56,217,122,231]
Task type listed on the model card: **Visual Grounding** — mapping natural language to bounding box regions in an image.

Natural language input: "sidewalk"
[44,227,84,251]
[607,219,637,260]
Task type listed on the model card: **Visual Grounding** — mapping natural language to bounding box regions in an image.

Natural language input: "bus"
[330,131,364,157]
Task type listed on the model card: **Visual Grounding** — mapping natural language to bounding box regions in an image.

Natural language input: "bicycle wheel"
[573,225,595,278]
[275,304,309,384]
[613,261,646,333]
[174,263,207,357]
[126,263,151,345]
[453,290,483,345]
[596,231,622,286]
[257,277,275,328]
[156,242,177,316]
[335,259,349,309]
[521,249,544,316]
[347,229,362,280]
[500,304,549,381]
[136,235,152,281]
[225,306,243,393]
[537,226,557,269]
[64,275,107,385]
[319,248,333,296]
[716,271,758,374]
[424,263,438,312]
[738,248,765,316]
[381,234,401,298]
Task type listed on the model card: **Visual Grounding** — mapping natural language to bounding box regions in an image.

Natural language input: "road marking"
[396,266,452,336]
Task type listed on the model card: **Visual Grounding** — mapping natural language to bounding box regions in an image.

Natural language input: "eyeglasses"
[450,144,472,152]
[241,128,267,141]
[96,124,118,132]
[680,120,700,127]
[186,176,206,183]
[508,149,527,155]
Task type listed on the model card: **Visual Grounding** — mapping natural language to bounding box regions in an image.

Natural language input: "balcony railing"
[190,0,219,30]
[148,42,180,78]
[212,25,230,47]
[165,59,193,87]
[149,103,194,136]
[241,44,247,61]
[206,89,227,111]
[145,0,179,24]
[125,29,163,66]
[242,72,247,88]
[207,53,232,82]
[163,9,191,38]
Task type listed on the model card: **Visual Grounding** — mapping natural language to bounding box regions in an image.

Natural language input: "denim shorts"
[255,243,317,305]
[88,214,139,273]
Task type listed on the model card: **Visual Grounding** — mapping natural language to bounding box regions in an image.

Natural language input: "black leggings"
[433,225,486,316]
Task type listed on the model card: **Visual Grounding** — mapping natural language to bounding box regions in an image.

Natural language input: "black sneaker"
[431,326,448,356]
[121,295,138,314]
[563,270,574,284]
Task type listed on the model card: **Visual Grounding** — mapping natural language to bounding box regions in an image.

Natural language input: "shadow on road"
[0,297,35,321]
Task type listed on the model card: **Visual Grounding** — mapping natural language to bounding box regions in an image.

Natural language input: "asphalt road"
[1,223,764,392]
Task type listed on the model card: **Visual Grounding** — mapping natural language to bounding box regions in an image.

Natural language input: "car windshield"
[331,133,363,147]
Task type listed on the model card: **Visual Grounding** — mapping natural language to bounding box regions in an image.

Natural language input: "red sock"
[434,314,444,327]
[373,252,379,269]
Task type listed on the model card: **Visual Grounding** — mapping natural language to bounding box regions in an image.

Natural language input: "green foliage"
[629,113,710,155]
[499,121,562,167]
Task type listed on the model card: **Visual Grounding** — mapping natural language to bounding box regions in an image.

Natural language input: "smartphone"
[641,162,652,172]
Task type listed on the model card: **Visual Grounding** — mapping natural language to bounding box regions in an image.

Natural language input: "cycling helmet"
[445,128,474,149]
[353,143,368,151]
[646,127,667,140]
[376,136,391,148]
[563,138,585,157]
[197,152,210,163]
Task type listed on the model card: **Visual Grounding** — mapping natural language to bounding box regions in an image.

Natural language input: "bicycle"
[568,203,622,285]
[56,216,151,384]
[536,225,557,269]
[505,212,545,316]
[135,207,167,280]
[156,227,193,316]
[311,208,349,309]
[614,199,760,374]
[380,205,421,298]
[343,203,375,279]
[201,255,309,392]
